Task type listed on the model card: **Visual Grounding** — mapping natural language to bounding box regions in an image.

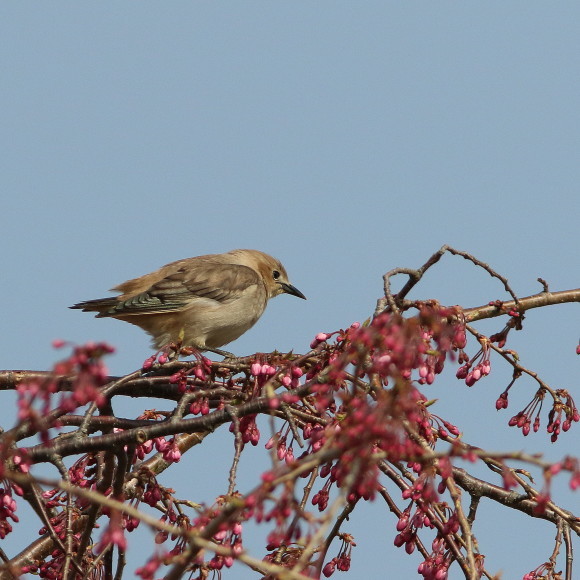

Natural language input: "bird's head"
[229,249,306,301]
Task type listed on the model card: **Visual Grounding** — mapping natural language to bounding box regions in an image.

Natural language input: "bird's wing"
[104,263,261,316]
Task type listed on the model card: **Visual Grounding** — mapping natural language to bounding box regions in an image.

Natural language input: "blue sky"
[1,4,579,578]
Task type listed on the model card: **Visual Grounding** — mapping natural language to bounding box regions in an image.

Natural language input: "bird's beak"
[279,282,306,300]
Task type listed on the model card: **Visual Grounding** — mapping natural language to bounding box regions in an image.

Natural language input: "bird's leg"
[164,342,182,361]
[167,349,180,362]
[178,343,238,362]
[204,346,238,361]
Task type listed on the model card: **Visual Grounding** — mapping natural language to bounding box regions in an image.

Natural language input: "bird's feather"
[73,263,262,317]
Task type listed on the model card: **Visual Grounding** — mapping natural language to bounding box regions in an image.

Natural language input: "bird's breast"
[181,288,268,349]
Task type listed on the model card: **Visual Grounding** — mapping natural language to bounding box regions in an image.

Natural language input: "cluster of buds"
[265,429,295,466]
[523,561,557,580]
[394,505,435,557]
[155,437,182,463]
[455,339,491,387]
[20,540,93,579]
[322,533,355,576]
[208,521,243,570]
[416,512,465,580]
[250,359,304,399]
[132,431,183,464]
[0,485,18,540]
[142,342,198,369]
[17,342,113,442]
[234,414,260,447]
[311,482,331,512]
[507,389,545,437]
[168,357,212,393]
[250,360,278,392]
[417,536,452,580]
[507,389,579,441]
[546,390,580,442]
[401,474,439,504]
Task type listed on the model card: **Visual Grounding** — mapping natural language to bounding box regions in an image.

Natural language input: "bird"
[70,249,306,357]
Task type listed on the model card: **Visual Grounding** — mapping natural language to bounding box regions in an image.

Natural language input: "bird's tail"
[69,298,119,318]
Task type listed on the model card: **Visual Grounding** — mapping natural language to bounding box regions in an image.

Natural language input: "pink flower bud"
[393,533,405,547]
[396,513,409,531]
[453,328,467,349]
[465,372,476,387]
[496,393,508,410]
[277,442,287,461]
[310,332,330,348]
[257,364,273,376]
[323,560,336,577]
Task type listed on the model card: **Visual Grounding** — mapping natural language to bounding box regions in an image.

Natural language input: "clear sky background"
[1,3,579,578]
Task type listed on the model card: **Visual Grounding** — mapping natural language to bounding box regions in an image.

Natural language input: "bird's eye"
[272,270,281,280]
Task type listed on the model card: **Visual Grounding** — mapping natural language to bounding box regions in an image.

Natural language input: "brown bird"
[70,249,306,357]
